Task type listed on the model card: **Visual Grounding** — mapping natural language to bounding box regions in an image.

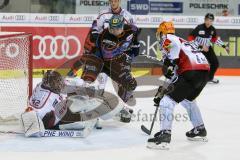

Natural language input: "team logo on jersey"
[162,39,172,53]
[199,30,205,35]
[112,18,120,24]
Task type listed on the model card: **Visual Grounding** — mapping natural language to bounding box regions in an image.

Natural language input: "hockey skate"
[186,125,208,142]
[119,107,133,123]
[147,130,171,150]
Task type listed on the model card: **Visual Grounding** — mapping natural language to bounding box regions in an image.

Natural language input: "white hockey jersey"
[160,34,210,74]
[29,83,65,126]
[92,8,136,34]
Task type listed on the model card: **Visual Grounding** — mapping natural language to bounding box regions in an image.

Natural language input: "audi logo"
[231,18,240,24]
[0,42,20,58]
[48,16,60,21]
[186,18,198,23]
[150,17,163,23]
[15,15,26,21]
[33,35,81,60]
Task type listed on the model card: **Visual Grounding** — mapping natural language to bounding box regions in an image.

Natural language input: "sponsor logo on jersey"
[199,30,205,35]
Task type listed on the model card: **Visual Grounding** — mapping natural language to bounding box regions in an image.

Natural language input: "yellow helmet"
[157,21,175,35]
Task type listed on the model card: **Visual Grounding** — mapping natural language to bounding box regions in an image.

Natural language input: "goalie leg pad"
[67,95,105,113]
[21,110,45,137]
[59,119,97,131]
[99,92,125,120]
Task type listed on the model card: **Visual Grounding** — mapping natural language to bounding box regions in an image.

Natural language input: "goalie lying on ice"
[21,70,133,137]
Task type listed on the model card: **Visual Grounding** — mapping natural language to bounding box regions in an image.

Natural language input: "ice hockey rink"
[0,76,240,160]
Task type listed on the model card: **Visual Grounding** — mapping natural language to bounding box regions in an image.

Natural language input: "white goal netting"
[0,32,32,132]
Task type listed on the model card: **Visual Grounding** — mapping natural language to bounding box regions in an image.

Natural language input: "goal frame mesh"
[0,32,33,130]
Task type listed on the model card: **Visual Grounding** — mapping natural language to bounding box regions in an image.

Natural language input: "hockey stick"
[141,78,172,135]
[0,129,91,138]
[41,129,91,138]
[0,131,22,135]
[138,54,163,63]
[141,104,160,135]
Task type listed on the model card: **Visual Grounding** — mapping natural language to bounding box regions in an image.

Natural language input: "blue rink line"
[0,123,147,152]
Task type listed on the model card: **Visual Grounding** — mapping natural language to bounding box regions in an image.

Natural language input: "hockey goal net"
[0,32,32,133]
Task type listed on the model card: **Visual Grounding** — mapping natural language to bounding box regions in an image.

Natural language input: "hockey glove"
[153,84,174,106]
[90,30,99,43]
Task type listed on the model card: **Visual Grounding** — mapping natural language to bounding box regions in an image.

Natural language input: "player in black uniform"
[188,13,229,83]
[81,15,139,103]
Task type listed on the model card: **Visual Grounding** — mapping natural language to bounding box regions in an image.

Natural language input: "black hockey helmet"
[205,13,214,20]
[42,70,64,94]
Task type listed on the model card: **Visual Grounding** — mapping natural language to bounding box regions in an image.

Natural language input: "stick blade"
[141,125,151,135]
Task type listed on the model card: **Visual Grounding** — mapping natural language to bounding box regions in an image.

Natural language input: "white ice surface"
[0,76,240,160]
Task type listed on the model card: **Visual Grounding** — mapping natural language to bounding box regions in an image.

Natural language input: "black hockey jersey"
[95,24,139,59]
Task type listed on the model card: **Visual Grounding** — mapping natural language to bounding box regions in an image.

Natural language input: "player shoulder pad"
[171,34,182,44]
[121,9,135,24]
[97,8,111,19]
[167,34,181,43]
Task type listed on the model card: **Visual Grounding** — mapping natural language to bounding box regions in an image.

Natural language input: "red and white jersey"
[160,34,210,75]
[92,8,136,34]
[29,83,65,125]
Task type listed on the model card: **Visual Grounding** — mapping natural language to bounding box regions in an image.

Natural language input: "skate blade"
[147,142,170,150]
[187,136,208,142]
[208,80,219,84]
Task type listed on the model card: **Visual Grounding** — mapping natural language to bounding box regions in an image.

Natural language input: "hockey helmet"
[42,70,64,94]
[109,15,124,29]
[157,21,175,35]
[156,21,175,41]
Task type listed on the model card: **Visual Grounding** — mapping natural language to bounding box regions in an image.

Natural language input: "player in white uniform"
[21,70,131,137]
[147,22,209,150]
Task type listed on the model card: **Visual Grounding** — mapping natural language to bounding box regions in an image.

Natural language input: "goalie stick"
[0,129,90,138]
